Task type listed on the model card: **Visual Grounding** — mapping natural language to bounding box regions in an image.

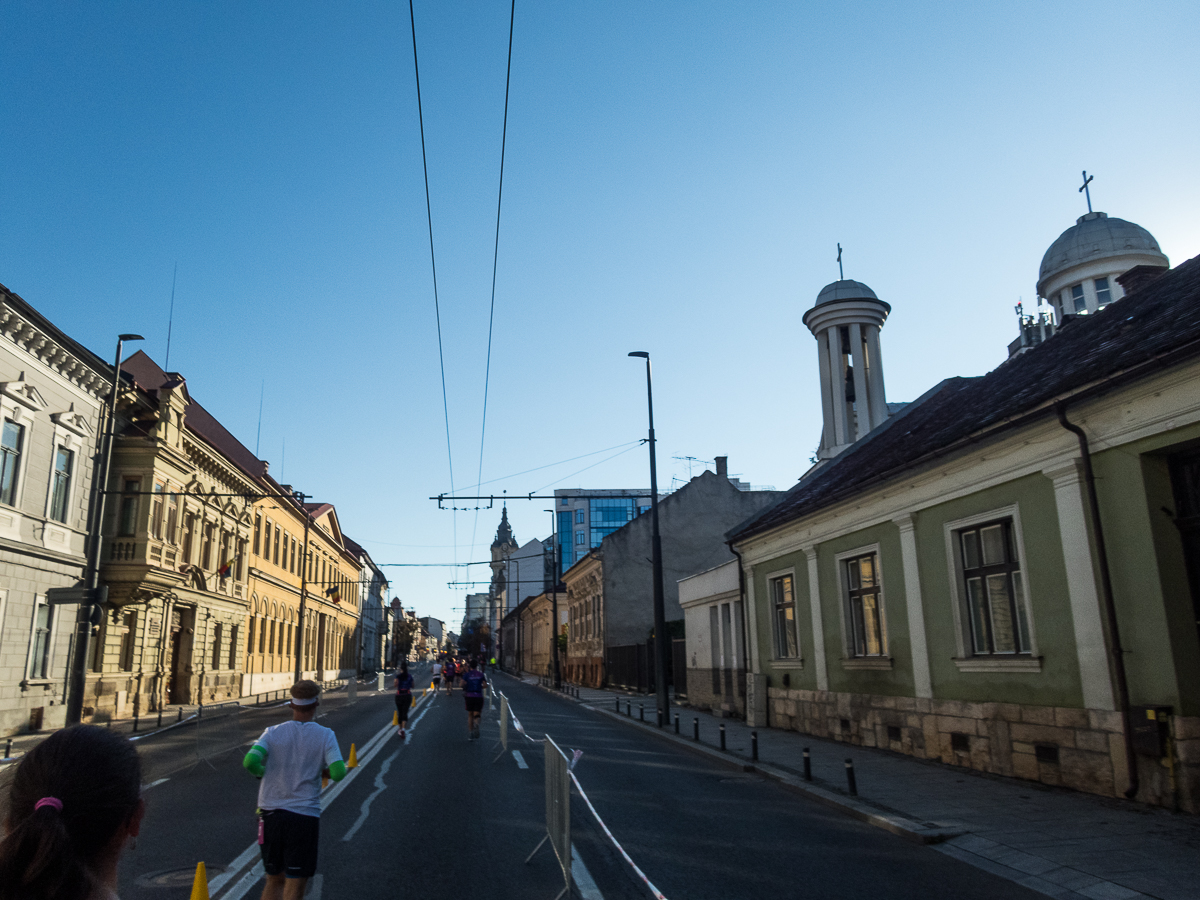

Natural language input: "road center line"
[571,844,604,900]
[512,749,528,769]
[340,749,399,842]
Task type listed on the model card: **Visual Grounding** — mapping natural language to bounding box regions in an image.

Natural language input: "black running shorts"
[395,694,412,717]
[261,809,319,879]
[465,696,484,712]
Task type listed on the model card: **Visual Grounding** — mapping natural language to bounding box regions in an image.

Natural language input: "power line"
[445,440,642,495]
[470,0,517,559]
[408,0,458,572]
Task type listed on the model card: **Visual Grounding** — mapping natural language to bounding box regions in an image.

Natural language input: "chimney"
[1116,264,1169,298]
[715,456,728,477]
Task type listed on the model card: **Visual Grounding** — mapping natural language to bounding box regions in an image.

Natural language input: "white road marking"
[141,777,170,791]
[571,844,604,900]
[340,750,399,841]
[513,750,528,769]
[214,693,435,899]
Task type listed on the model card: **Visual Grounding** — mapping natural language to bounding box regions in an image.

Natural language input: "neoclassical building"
[729,210,1200,811]
[0,282,110,736]
[88,351,256,719]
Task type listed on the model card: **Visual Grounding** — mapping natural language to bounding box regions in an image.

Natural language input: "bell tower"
[802,279,891,460]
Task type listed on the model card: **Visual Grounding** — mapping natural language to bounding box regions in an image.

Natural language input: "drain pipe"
[1055,402,1138,799]
[729,543,750,713]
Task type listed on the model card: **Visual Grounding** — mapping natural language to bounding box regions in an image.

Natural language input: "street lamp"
[546,509,562,689]
[67,333,143,725]
[628,351,668,725]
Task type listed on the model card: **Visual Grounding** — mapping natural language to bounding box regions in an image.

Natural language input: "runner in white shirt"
[431,659,443,692]
[243,680,344,900]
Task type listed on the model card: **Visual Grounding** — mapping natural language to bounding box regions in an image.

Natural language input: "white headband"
[290,696,318,706]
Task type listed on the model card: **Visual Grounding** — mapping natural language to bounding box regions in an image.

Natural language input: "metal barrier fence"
[544,735,571,900]
[499,694,509,752]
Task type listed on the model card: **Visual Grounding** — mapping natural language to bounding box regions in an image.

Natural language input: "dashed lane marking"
[571,844,604,900]
[513,750,528,769]
[141,777,170,791]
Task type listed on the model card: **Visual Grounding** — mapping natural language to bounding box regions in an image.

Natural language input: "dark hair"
[400,661,408,674]
[0,725,141,900]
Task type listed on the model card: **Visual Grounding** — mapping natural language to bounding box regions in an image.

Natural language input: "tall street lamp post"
[67,333,143,726]
[546,509,562,688]
[628,351,668,725]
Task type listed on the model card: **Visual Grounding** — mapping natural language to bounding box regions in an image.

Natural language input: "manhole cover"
[137,866,224,888]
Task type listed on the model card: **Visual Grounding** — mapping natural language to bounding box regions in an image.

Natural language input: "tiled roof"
[730,253,1200,543]
[122,351,267,484]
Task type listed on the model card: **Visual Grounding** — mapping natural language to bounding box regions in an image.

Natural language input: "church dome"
[814,279,882,307]
[1038,212,1167,296]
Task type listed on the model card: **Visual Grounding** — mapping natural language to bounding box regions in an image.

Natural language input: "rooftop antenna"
[1079,170,1094,214]
[164,262,178,370]
[837,243,844,280]
[255,380,265,456]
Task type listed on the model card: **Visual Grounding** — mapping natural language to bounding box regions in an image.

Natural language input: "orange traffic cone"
[189,862,210,900]
[347,743,358,768]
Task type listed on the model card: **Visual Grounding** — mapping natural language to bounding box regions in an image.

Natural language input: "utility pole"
[547,508,562,689]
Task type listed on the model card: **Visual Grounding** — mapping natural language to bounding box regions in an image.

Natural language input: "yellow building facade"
[244,481,362,694]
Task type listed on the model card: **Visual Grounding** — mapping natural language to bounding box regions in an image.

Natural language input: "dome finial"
[1079,170,1095,214]
[837,243,844,281]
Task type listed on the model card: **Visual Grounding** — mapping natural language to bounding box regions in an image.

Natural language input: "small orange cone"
[347,743,358,768]
[392,710,399,726]
[189,862,210,900]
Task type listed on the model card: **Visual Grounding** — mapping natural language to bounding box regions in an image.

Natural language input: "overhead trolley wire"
[470,0,518,559]
[408,0,459,568]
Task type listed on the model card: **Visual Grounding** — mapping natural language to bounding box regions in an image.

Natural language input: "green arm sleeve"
[243,745,268,778]
[327,760,347,782]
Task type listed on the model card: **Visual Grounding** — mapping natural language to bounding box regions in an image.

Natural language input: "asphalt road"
[116,668,1043,900]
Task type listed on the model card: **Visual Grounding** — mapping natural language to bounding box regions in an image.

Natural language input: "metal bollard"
[132,711,139,733]
[674,712,680,734]
[719,723,726,751]
[3,738,10,758]
[693,717,699,741]
[845,758,858,796]
[656,708,663,728]
[639,704,644,721]
[626,701,631,717]
[157,707,163,728]
[615,697,620,712]
[177,708,183,723]
[752,731,758,761]
[803,747,812,781]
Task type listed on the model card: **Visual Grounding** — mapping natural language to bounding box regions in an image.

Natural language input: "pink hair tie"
[34,797,63,813]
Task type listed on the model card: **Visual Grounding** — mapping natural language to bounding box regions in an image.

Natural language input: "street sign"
[46,585,108,605]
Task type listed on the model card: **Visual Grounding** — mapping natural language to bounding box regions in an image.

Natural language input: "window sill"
[770,660,805,670]
[840,657,893,670]
[953,656,1042,673]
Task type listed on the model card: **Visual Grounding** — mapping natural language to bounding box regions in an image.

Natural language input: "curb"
[530,680,964,846]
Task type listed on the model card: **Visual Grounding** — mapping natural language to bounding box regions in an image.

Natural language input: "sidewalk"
[545,679,1200,900]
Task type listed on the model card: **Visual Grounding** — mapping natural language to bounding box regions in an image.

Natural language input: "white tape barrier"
[503,694,668,900]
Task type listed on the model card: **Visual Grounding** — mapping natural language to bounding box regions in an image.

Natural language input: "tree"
[393,614,419,663]
[458,616,491,659]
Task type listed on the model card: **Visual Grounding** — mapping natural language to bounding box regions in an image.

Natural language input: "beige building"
[88,352,257,719]
[245,484,362,694]
[564,552,604,687]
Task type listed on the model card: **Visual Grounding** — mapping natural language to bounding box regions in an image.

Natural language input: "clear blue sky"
[2,2,1197,628]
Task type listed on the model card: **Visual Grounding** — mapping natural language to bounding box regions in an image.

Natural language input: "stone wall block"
[1020,705,1055,726]
[1010,722,1074,746]
[1108,733,1131,796]
[895,696,916,712]
[1054,707,1090,729]
[985,719,1013,775]
[836,694,852,717]
[935,715,979,736]
[1074,729,1111,754]
[1037,760,1062,787]
[1175,738,1200,765]
[1088,709,1124,733]
[914,698,932,713]
[1172,716,1200,741]
[1059,748,1115,794]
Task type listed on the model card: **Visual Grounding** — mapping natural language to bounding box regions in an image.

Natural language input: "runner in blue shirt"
[462,659,487,740]
[394,661,415,740]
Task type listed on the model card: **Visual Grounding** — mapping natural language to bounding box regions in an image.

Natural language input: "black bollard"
[845,758,858,796]
[803,747,812,781]
[132,711,139,733]
[719,723,726,750]
[177,708,183,722]
[157,707,163,728]
[693,717,699,741]
[639,704,644,721]
[626,700,631,717]
[674,712,680,734]
[657,707,664,728]
[615,697,620,712]
[752,731,759,761]
[3,738,10,758]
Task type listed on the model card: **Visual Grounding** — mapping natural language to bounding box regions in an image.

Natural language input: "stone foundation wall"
[688,668,747,717]
[767,687,1200,813]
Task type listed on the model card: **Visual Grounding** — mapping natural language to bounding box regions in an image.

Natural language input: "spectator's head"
[290,680,321,717]
[0,725,143,900]
[400,660,408,674]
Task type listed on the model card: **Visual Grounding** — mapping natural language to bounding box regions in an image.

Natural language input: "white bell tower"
[802,279,891,461]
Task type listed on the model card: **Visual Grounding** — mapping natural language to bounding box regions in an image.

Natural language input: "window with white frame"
[28,596,53,679]
[957,518,1030,655]
[769,573,799,658]
[844,553,886,657]
[1071,283,1086,313]
[49,447,73,523]
[150,482,165,538]
[119,479,140,535]
[0,420,24,506]
[1094,277,1112,307]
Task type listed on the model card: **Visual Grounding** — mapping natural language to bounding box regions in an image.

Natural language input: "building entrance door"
[1170,448,1200,650]
[167,606,195,705]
